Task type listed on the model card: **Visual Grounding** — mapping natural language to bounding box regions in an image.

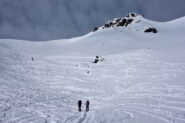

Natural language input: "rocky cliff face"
[0,0,184,40]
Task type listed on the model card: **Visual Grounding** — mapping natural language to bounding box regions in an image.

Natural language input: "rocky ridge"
[93,13,158,33]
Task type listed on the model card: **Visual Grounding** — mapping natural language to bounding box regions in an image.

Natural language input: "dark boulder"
[144,28,157,33]
[93,56,99,63]
[131,13,136,17]
[109,22,114,26]
[93,59,99,63]
[118,19,126,26]
[127,13,138,18]
[104,23,110,28]
[125,19,133,26]
[93,56,104,63]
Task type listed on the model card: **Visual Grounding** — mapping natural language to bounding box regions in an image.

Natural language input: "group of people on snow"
[31,57,91,113]
[78,100,90,112]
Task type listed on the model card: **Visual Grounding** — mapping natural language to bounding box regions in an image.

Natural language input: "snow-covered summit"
[93,13,158,33]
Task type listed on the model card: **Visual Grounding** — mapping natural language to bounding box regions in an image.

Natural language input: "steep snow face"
[0,15,185,123]
[0,0,185,40]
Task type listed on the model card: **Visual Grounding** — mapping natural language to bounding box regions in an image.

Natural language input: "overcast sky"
[0,0,185,40]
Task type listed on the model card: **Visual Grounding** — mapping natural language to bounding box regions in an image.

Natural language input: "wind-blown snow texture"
[0,14,185,123]
[0,0,185,40]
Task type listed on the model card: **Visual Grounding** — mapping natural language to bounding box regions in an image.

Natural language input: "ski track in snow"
[1,50,185,123]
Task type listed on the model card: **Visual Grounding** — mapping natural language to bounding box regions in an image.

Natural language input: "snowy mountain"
[0,14,185,123]
[0,0,185,40]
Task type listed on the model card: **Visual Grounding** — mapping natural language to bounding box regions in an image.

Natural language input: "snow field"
[1,14,185,123]
[0,49,185,123]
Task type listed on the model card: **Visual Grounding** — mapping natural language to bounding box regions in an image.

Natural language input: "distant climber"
[85,100,90,112]
[31,58,34,61]
[78,100,82,112]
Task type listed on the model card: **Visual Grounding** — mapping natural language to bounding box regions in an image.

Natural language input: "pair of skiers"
[78,100,90,112]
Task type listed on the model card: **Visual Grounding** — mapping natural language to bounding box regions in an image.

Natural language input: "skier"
[32,58,34,61]
[85,100,90,112]
[78,100,82,112]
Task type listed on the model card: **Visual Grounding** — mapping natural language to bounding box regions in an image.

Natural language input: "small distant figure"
[78,100,82,112]
[85,100,90,112]
[31,58,34,61]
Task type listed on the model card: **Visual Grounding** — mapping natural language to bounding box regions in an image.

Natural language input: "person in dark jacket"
[85,100,90,112]
[78,100,82,112]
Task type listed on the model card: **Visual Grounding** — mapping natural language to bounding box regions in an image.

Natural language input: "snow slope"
[0,14,185,123]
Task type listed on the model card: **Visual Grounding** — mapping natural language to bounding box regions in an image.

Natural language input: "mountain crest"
[93,13,158,33]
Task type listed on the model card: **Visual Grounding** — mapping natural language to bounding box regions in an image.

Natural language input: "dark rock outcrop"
[117,19,127,26]
[144,28,158,33]
[92,13,157,34]
[93,56,104,63]
[131,13,136,17]
[92,13,137,32]
[104,23,110,28]
[125,19,133,26]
